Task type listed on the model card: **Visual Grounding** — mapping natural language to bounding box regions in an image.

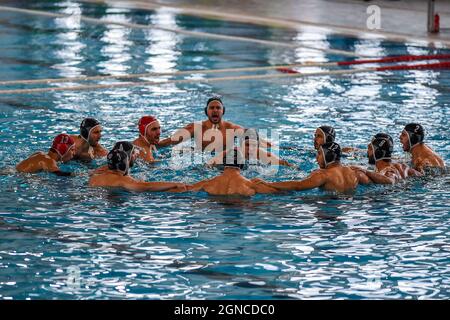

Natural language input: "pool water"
[0,0,449,299]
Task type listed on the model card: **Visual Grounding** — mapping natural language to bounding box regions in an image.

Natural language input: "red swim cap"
[51,134,75,158]
[138,116,158,136]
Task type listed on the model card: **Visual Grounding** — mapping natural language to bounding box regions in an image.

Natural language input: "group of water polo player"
[16,96,446,196]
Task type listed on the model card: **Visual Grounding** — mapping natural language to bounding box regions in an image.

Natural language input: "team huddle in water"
[16,96,446,196]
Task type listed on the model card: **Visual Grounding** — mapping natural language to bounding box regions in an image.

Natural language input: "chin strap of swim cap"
[321,142,340,168]
[321,147,335,168]
[404,125,424,150]
[80,118,100,146]
[138,116,158,146]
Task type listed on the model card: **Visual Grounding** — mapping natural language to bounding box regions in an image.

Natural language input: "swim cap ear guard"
[318,126,336,144]
[107,149,130,176]
[320,142,341,167]
[80,118,101,144]
[204,96,225,116]
[370,134,394,164]
[404,123,424,150]
[138,116,159,146]
[113,141,136,168]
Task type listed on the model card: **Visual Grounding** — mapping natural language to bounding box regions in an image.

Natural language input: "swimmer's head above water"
[400,123,424,152]
[205,96,225,125]
[138,116,161,145]
[318,142,341,169]
[113,141,138,168]
[107,149,130,176]
[50,133,76,162]
[314,126,336,150]
[368,133,394,165]
[80,118,102,147]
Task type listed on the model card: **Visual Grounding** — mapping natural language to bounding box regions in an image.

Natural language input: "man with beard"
[399,123,445,173]
[254,142,392,193]
[157,96,244,153]
[351,133,421,183]
[71,118,108,161]
[313,125,360,153]
[133,116,161,162]
[256,142,394,193]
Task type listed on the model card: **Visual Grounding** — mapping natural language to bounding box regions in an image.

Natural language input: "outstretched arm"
[122,177,186,192]
[47,160,74,177]
[364,170,396,185]
[250,179,279,194]
[263,151,292,167]
[350,166,394,185]
[187,179,210,192]
[341,146,363,154]
[266,171,327,191]
[158,123,194,148]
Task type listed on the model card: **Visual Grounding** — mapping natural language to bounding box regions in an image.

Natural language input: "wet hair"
[320,142,341,166]
[204,95,225,115]
[404,123,424,149]
[318,126,336,144]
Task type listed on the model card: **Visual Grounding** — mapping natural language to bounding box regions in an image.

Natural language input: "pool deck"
[85,0,450,45]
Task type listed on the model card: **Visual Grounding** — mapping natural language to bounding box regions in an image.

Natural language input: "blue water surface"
[0,0,449,299]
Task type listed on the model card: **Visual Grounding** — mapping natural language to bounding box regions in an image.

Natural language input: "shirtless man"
[188,149,278,196]
[399,123,445,173]
[91,141,138,175]
[157,96,244,153]
[71,118,108,162]
[16,134,76,176]
[207,129,292,167]
[363,133,421,182]
[314,125,360,153]
[133,116,160,163]
[89,149,186,192]
[258,142,393,193]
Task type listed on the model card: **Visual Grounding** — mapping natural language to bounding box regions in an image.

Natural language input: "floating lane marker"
[0,61,449,95]
[1,54,449,86]
[277,54,450,73]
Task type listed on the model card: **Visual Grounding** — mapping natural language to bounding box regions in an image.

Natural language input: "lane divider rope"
[0,61,449,95]
[1,54,449,86]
